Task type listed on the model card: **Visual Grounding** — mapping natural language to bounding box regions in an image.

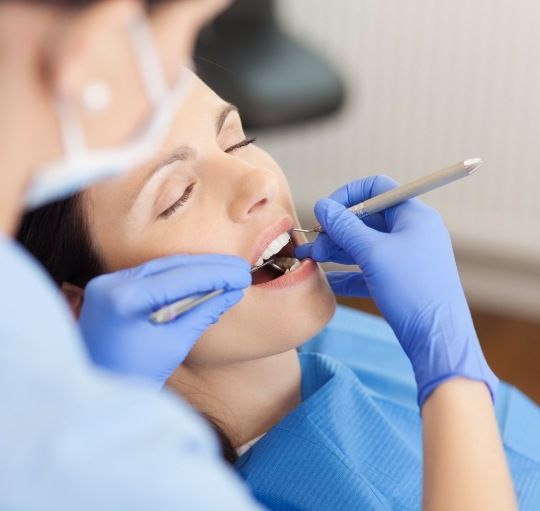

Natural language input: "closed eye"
[159,182,195,219]
[225,137,257,153]
[158,138,256,220]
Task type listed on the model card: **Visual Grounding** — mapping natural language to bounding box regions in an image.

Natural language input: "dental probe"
[149,258,281,324]
[292,158,483,233]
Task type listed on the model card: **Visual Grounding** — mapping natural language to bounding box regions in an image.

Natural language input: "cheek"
[102,218,231,270]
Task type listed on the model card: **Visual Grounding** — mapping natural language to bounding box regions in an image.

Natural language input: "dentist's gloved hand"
[295,176,498,407]
[79,254,251,390]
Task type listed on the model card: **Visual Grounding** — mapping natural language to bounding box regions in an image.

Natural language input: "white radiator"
[257,0,540,319]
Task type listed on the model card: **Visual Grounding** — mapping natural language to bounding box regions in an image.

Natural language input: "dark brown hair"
[17,194,238,463]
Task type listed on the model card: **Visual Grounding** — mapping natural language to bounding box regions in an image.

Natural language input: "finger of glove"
[112,264,251,316]
[328,175,400,207]
[295,237,356,264]
[137,253,250,277]
[361,212,388,233]
[314,199,381,262]
[144,290,245,386]
[172,289,244,331]
[294,242,312,260]
[326,271,370,297]
[92,254,250,289]
[385,197,441,233]
[113,293,244,390]
[159,289,245,358]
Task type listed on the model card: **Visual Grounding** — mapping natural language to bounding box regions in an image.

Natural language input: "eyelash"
[225,136,257,153]
[159,137,257,219]
[159,183,195,219]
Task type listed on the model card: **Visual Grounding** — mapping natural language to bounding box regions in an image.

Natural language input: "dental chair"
[195,0,345,129]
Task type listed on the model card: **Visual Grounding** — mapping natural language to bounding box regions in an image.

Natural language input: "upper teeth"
[255,231,290,267]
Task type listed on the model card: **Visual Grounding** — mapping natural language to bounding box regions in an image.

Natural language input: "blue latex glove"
[295,175,498,407]
[79,254,251,389]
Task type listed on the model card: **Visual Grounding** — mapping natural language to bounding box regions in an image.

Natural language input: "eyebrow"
[216,103,239,135]
[129,103,239,210]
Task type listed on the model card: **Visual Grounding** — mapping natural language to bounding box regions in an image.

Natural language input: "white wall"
[258,0,540,319]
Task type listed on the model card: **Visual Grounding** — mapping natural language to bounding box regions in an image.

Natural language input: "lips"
[250,223,317,290]
[251,217,294,266]
[252,257,316,290]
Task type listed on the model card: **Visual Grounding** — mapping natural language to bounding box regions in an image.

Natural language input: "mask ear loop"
[25,17,193,210]
[127,16,168,105]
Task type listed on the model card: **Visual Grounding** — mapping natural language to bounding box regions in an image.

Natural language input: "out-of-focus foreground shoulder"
[0,237,263,511]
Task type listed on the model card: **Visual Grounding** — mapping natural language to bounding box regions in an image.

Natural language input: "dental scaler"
[292,158,483,233]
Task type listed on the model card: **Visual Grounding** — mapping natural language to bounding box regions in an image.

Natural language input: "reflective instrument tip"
[463,158,483,174]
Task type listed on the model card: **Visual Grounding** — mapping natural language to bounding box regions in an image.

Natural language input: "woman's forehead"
[183,69,224,114]
[156,70,229,145]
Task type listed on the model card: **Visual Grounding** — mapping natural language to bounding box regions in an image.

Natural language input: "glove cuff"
[414,331,499,409]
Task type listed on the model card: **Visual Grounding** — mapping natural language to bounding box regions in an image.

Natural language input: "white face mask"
[24,18,192,210]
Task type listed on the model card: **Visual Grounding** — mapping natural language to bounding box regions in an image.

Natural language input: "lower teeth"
[289,261,301,272]
[273,257,301,273]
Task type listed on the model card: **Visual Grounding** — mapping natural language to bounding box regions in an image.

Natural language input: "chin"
[186,263,336,366]
[265,264,337,349]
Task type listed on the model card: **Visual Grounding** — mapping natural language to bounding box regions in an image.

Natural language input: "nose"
[226,160,279,223]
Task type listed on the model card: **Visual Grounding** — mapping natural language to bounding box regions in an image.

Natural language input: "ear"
[61,282,84,319]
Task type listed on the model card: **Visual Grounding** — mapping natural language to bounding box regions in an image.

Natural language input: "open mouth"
[251,231,302,285]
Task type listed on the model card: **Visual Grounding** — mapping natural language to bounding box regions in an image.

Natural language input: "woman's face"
[85,70,336,366]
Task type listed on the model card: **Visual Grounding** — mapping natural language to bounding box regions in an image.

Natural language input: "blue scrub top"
[235,306,540,510]
[0,238,261,510]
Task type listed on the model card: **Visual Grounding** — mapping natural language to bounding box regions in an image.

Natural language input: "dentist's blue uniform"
[235,307,540,510]
[0,238,261,510]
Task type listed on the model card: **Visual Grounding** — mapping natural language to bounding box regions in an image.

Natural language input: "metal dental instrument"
[292,158,483,233]
[149,258,282,324]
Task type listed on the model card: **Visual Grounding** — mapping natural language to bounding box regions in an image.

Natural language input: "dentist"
[0,1,259,509]
[0,1,516,511]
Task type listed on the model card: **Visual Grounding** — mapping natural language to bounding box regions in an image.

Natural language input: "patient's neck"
[168,349,301,448]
